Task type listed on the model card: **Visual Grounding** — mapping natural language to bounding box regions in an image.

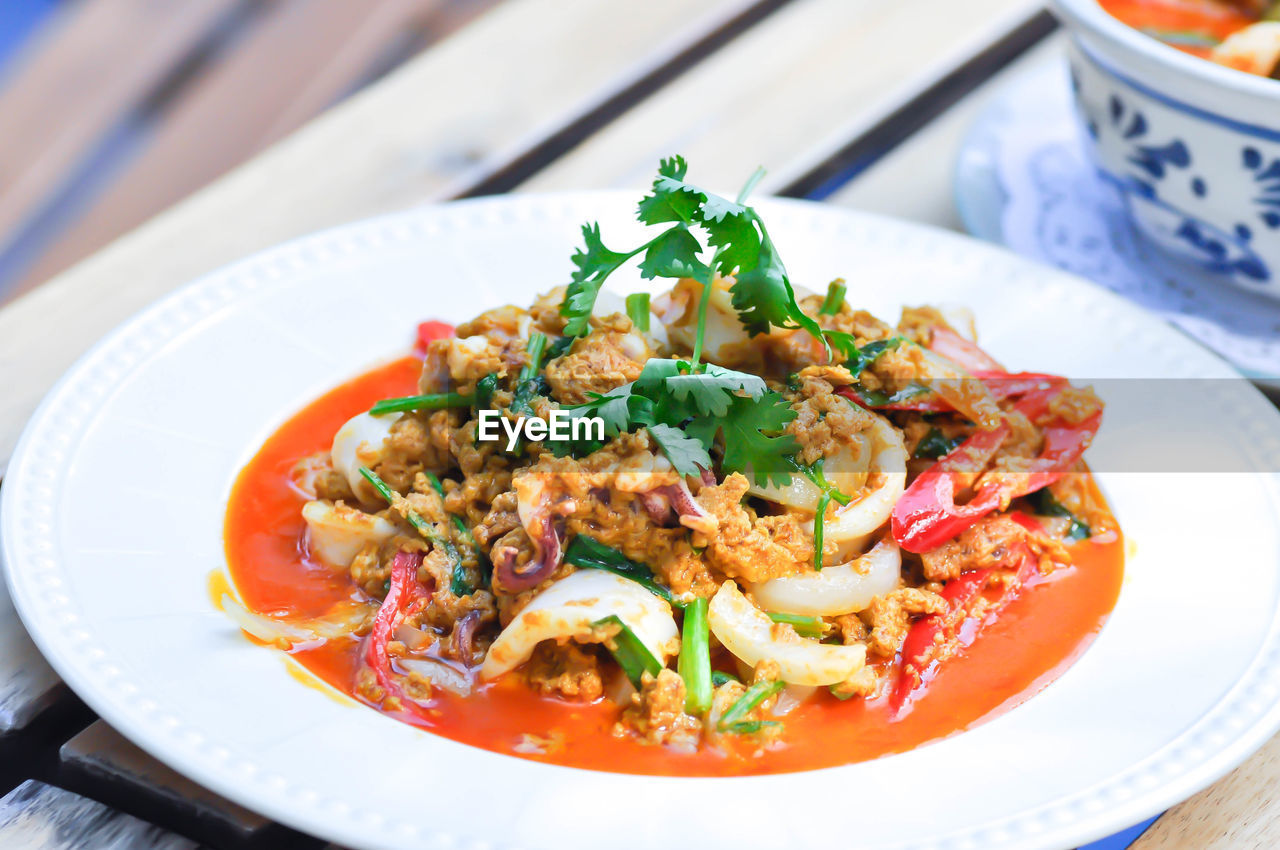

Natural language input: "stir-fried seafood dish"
[224,160,1123,775]
[1101,0,1280,77]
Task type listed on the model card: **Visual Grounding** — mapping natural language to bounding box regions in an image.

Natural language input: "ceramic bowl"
[1050,0,1280,301]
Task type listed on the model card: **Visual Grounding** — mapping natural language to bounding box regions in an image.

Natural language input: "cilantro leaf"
[703,209,761,278]
[633,358,685,393]
[665,363,766,417]
[638,179,704,225]
[821,330,862,363]
[716,392,799,487]
[636,156,705,225]
[648,424,713,478]
[639,226,709,280]
[561,222,635,336]
[679,415,715,452]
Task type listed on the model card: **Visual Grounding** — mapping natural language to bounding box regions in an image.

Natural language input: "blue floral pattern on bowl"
[1066,40,1280,299]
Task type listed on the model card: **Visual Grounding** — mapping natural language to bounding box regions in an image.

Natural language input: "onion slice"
[707,582,866,687]
[481,570,677,680]
[750,537,901,616]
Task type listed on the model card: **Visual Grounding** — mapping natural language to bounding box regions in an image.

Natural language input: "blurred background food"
[1099,0,1280,75]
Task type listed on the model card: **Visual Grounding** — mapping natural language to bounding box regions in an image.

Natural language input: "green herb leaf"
[852,383,930,407]
[570,385,641,437]
[711,670,740,687]
[639,226,709,280]
[914,427,962,460]
[1027,489,1092,541]
[664,363,766,417]
[647,424,713,478]
[561,223,637,337]
[474,374,498,411]
[636,155,702,224]
[844,336,907,376]
[563,535,672,602]
[678,597,712,715]
[592,615,663,688]
[545,335,575,361]
[703,213,760,279]
[717,392,799,488]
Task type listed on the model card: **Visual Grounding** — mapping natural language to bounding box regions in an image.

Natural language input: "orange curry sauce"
[1100,0,1258,58]
[224,356,1125,776]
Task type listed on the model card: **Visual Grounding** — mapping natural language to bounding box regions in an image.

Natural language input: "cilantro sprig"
[551,358,799,487]
[559,157,842,367]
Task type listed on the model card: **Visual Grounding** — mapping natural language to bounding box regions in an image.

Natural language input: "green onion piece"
[474,373,498,410]
[521,332,548,382]
[678,597,712,715]
[766,611,826,639]
[914,427,962,460]
[719,679,785,731]
[370,392,473,416]
[723,719,782,735]
[563,535,673,602]
[359,466,434,538]
[420,470,488,593]
[807,457,851,506]
[625,293,651,332]
[592,615,662,688]
[359,466,463,577]
[818,279,847,316]
[813,490,831,571]
[1027,489,1091,542]
[829,684,857,701]
[424,471,446,498]
[711,670,740,688]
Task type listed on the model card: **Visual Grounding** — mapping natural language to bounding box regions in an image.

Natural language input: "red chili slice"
[890,387,1101,553]
[413,320,456,356]
[928,327,1004,372]
[364,550,434,721]
[891,544,1040,717]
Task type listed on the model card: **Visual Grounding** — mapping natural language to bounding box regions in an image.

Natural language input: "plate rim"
[4,191,1280,850]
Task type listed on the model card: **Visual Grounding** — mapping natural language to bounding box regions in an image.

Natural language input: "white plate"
[4,193,1280,850]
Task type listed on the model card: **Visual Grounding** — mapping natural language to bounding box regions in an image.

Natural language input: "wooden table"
[0,1,1276,847]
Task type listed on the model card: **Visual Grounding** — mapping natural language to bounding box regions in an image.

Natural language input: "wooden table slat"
[0,0,776,473]
[0,580,62,735]
[15,0,498,297]
[60,721,269,843]
[0,780,197,849]
[519,0,1044,196]
[828,35,1067,228]
[0,0,245,251]
[1131,728,1280,849]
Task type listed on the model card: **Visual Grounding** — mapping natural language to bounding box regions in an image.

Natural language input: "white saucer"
[955,59,1280,385]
